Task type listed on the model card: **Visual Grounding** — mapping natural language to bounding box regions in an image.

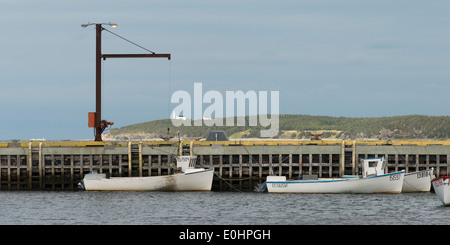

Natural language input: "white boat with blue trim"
[266,157,404,194]
[80,156,214,191]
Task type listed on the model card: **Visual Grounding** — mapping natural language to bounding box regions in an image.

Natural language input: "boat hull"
[431,177,450,206]
[266,171,405,194]
[402,168,434,193]
[81,169,214,191]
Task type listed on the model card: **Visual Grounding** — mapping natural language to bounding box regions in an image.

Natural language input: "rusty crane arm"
[102,54,171,59]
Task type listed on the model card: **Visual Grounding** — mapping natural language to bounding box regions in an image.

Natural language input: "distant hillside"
[103,114,450,140]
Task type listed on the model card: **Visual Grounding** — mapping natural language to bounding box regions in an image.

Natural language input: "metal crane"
[82,22,170,141]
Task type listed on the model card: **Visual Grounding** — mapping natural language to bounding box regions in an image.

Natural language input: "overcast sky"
[0,0,449,140]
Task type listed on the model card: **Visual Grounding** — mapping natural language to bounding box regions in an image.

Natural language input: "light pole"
[82,22,117,141]
[81,22,170,141]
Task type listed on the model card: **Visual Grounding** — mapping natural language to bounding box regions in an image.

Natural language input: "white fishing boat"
[431,175,450,206]
[80,156,214,191]
[402,168,434,193]
[266,157,404,194]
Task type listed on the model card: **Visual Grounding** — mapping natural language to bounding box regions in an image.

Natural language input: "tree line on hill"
[104,114,450,140]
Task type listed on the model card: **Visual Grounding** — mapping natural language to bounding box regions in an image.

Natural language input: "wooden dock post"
[28,142,32,189]
[340,140,345,177]
[352,140,356,175]
[139,142,142,177]
[128,141,132,177]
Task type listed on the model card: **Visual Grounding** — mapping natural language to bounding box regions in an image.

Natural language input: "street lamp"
[81,22,118,28]
[81,22,170,142]
[81,22,116,141]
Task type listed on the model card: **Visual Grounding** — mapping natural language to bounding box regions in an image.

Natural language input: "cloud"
[1,0,450,139]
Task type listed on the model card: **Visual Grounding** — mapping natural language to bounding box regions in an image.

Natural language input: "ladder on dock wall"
[128,142,141,177]
[28,142,42,189]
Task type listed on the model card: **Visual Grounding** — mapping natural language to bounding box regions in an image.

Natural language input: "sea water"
[0,191,448,225]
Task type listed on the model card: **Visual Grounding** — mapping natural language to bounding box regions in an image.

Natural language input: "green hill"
[104,114,450,140]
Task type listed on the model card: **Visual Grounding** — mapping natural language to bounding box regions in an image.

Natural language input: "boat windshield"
[177,156,198,172]
[362,157,385,177]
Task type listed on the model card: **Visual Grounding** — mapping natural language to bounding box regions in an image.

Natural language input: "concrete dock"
[0,139,448,190]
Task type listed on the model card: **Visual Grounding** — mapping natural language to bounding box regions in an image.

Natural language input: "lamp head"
[81,22,118,28]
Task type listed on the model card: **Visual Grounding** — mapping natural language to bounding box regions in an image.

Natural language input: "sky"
[0,0,449,140]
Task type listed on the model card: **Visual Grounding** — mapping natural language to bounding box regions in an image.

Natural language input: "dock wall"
[0,140,448,190]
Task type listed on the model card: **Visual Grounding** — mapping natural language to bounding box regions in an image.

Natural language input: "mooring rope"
[213,171,242,192]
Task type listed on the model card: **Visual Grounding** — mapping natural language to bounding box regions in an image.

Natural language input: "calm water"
[0,190,448,225]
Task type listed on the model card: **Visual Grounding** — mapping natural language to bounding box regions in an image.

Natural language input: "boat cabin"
[362,157,386,177]
[176,156,197,172]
